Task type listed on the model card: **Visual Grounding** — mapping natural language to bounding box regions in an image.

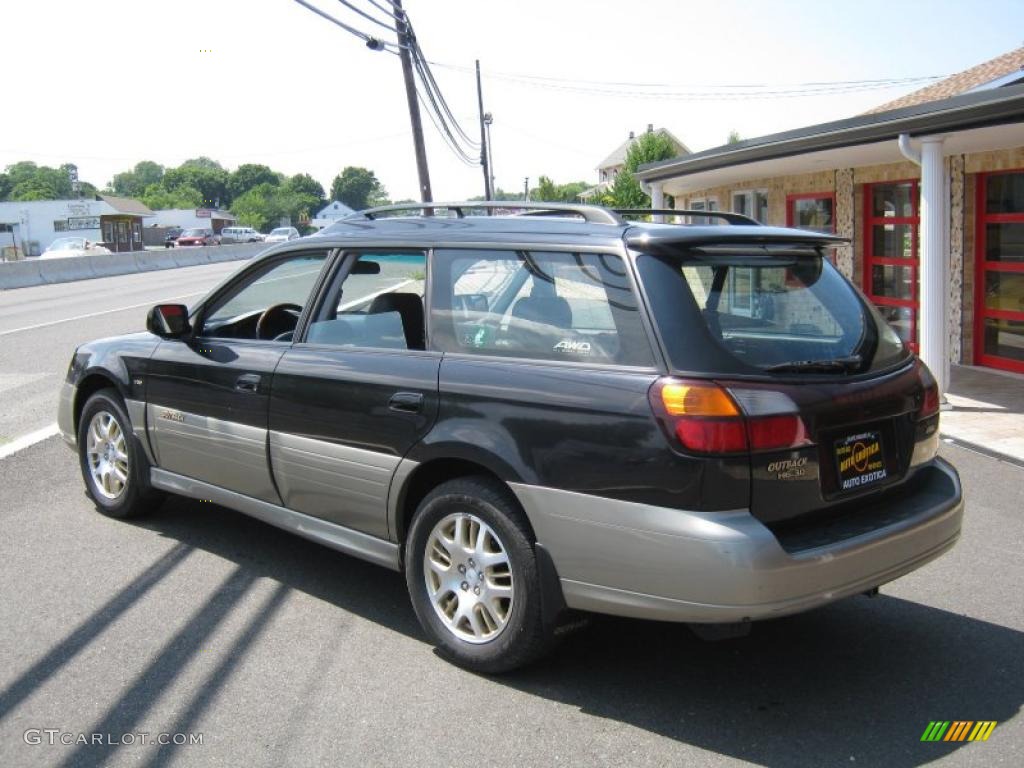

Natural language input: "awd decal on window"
[553,340,592,355]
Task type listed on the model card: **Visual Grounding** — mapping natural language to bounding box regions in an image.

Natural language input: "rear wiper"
[762,355,862,373]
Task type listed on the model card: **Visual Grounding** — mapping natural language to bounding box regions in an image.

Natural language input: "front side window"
[201,251,329,341]
[431,249,654,367]
[306,252,427,350]
[637,246,908,375]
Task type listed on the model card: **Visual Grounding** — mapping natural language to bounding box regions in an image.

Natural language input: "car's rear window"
[636,246,909,375]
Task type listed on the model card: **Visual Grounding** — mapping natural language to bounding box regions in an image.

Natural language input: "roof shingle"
[866,47,1024,114]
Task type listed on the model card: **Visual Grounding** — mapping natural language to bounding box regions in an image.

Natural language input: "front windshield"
[636,246,909,375]
[270,228,289,236]
[49,238,84,251]
[182,229,205,237]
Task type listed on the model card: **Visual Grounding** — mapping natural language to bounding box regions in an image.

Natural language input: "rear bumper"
[510,458,962,623]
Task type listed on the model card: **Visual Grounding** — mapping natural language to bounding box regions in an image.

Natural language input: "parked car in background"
[163,227,183,248]
[220,226,265,244]
[176,228,218,247]
[265,226,300,243]
[39,237,112,259]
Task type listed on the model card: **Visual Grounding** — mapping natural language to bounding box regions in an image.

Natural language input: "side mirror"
[147,304,192,338]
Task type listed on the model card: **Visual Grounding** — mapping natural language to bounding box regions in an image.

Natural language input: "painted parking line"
[0,423,60,460]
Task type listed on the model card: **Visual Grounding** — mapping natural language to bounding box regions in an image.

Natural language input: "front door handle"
[235,373,261,393]
[389,391,424,413]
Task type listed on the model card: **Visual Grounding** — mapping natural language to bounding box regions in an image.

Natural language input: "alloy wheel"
[423,512,515,644]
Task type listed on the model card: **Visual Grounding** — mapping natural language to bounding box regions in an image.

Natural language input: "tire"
[405,476,553,673]
[77,389,163,519]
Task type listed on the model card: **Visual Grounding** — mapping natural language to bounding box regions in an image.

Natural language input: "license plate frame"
[834,430,887,493]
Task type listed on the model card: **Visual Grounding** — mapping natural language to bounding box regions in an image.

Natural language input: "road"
[0,268,1021,767]
[0,261,243,444]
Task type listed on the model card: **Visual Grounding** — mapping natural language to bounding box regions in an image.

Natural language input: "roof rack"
[352,201,624,225]
[615,208,761,226]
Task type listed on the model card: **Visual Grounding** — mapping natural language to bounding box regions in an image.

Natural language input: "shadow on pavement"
[115,496,1023,767]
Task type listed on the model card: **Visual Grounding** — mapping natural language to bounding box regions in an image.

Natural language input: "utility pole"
[524,177,529,201]
[393,0,432,205]
[475,60,492,201]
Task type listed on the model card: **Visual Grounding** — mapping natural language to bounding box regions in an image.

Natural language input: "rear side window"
[637,247,908,375]
[430,249,654,367]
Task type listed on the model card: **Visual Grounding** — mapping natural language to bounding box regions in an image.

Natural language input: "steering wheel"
[256,303,303,340]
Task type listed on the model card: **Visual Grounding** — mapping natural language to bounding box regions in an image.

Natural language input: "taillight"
[650,378,812,455]
[916,364,940,420]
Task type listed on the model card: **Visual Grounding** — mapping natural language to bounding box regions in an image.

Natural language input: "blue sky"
[2,0,1022,200]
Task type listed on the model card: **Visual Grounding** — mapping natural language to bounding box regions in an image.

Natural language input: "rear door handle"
[389,391,424,413]
[235,373,261,393]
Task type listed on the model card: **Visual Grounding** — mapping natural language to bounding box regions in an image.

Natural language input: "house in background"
[636,47,1024,388]
[580,125,690,200]
[310,200,355,230]
[0,194,153,257]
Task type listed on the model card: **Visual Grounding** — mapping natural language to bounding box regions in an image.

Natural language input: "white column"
[919,137,948,396]
[651,184,665,222]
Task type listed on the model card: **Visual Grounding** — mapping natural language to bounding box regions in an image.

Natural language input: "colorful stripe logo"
[921,721,997,742]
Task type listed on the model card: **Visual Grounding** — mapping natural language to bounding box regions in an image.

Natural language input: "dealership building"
[0,195,154,257]
[637,48,1024,389]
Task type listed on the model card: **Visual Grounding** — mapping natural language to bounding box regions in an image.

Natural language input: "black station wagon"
[58,202,963,672]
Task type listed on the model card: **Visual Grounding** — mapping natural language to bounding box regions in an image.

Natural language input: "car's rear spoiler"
[624,225,848,252]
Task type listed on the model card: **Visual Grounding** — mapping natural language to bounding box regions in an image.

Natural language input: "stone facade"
[949,155,965,363]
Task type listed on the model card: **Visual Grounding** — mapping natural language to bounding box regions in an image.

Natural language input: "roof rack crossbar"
[352,201,624,225]
[615,208,762,226]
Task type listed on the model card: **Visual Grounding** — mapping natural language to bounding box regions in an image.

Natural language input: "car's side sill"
[150,468,400,571]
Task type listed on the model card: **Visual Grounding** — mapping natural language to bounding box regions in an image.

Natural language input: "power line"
[407,27,480,149]
[334,0,394,30]
[365,0,402,20]
[427,60,946,99]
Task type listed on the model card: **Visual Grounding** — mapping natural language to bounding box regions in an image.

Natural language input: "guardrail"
[0,243,267,290]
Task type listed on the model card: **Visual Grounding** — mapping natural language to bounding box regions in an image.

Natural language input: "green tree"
[140,183,203,211]
[228,164,279,201]
[529,176,591,202]
[163,162,229,208]
[230,183,320,232]
[330,167,387,210]
[608,169,648,208]
[4,161,79,200]
[605,131,680,208]
[623,131,679,174]
[111,161,164,197]
[285,173,326,207]
[0,173,10,200]
[727,130,742,144]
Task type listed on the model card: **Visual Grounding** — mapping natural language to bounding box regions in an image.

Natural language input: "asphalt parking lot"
[1,436,1021,768]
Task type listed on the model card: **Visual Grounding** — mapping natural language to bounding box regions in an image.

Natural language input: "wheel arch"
[391,457,521,548]
[73,371,125,435]
[391,455,569,633]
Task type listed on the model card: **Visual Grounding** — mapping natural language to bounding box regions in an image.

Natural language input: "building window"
[975,170,1024,373]
[0,223,13,232]
[786,192,835,233]
[732,190,769,223]
[687,197,719,225]
[863,181,919,348]
[53,220,69,232]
